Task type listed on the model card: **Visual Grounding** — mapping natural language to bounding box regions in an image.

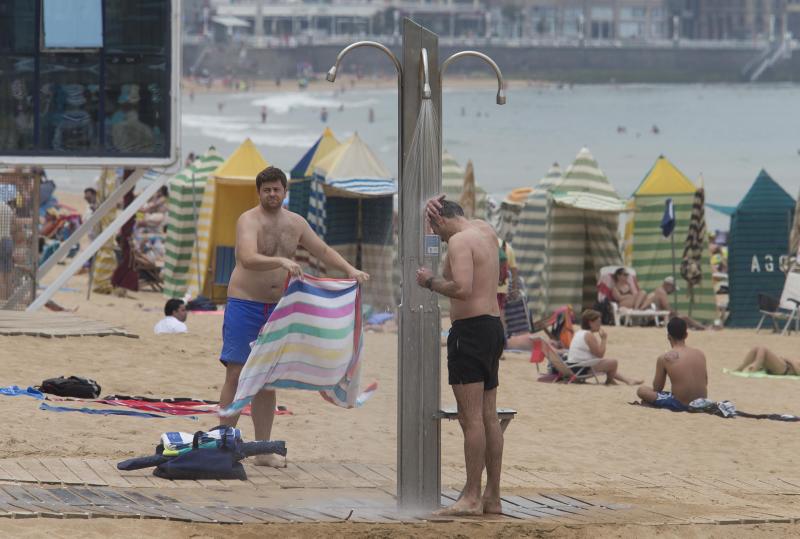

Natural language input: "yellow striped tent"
[630,156,716,322]
[162,148,225,298]
[186,139,269,302]
[543,148,626,314]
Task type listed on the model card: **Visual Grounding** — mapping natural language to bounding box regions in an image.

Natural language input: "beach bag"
[153,426,247,481]
[593,299,614,326]
[498,242,509,285]
[39,376,101,399]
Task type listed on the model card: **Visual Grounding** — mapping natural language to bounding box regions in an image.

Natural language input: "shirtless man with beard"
[218,166,368,467]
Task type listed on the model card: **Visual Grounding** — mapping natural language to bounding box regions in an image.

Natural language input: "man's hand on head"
[425,195,446,229]
[348,269,370,284]
[415,267,434,289]
[280,257,303,278]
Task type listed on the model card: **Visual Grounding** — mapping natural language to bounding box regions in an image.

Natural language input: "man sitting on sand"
[417,197,505,517]
[653,276,706,330]
[736,346,800,375]
[218,167,368,468]
[636,318,708,412]
[154,299,188,334]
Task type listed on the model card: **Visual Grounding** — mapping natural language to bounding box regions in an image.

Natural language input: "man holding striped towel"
[218,167,368,467]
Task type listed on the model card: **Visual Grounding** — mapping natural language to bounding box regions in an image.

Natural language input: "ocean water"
[60,82,800,230]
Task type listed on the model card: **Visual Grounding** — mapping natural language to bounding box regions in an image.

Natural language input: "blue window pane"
[43,0,103,49]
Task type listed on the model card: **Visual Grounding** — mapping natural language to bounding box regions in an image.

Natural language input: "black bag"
[153,427,247,481]
[593,299,615,326]
[39,376,101,399]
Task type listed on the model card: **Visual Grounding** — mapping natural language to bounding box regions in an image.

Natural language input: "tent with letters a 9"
[727,170,795,327]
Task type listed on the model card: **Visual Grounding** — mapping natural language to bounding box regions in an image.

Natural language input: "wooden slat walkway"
[0,311,137,338]
[0,484,618,524]
[1,458,800,526]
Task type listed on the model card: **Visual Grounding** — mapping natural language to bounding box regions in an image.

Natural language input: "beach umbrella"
[680,188,707,316]
[460,159,475,218]
[442,151,487,219]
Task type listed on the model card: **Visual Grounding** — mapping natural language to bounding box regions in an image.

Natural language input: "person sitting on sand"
[736,346,800,375]
[611,267,654,310]
[567,309,642,385]
[653,276,706,330]
[154,299,188,335]
[637,318,708,412]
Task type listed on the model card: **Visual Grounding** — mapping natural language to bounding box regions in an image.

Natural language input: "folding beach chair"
[532,336,600,384]
[598,265,670,327]
[756,270,800,335]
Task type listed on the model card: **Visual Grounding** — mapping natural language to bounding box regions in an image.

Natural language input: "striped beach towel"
[220,275,376,416]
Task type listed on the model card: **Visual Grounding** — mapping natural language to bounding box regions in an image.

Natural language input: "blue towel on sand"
[39,402,198,420]
[0,386,45,399]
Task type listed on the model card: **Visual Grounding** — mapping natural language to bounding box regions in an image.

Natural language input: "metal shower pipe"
[440,50,507,105]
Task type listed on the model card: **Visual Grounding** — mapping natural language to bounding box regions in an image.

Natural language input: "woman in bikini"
[611,268,654,310]
[736,346,800,375]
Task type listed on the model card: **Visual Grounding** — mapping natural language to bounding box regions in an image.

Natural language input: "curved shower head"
[325,41,402,84]
[421,48,431,99]
[440,51,506,105]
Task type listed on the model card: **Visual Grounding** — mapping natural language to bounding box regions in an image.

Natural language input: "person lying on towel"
[735,346,800,376]
[636,318,708,412]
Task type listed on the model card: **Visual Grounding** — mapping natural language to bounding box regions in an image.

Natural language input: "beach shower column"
[397,19,442,511]
[326,18,505,512]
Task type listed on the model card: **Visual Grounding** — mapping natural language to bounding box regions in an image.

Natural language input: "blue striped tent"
[288,128,341,274]
[312,134,396,309]
[727,170,795,327]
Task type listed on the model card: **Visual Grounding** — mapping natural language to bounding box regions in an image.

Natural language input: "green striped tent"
[442,150,486,219]
[543,148,626,314]
[630,156,716,322]
[514,163,562,320]
[162,149,225,298]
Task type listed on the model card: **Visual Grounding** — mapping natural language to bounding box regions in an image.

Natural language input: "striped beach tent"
[497,188,533,243]
[442,151,487,219]
[312,134,396,310]
[186,139,269,302]
[514,163,562,320]
[219,274,376,413]
[288,128,341,274]
[162,148,224,298]
[543,148,626,314]
[728,170,795,327]
[630,156,716,322]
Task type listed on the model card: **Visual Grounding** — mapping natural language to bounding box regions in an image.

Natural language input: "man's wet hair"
[667,317,687,341]
[256,166,287,190]
[438,199,464,219]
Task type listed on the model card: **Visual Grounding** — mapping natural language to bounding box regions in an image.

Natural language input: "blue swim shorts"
[219,298,277,365]
[653,391,688,412]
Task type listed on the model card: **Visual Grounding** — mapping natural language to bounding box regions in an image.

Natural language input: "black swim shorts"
[446,315,504,390]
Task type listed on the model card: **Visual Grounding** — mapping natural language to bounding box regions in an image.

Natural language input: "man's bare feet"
[253,453,286,468]
[434,498,483,517]
[482,496,502,514]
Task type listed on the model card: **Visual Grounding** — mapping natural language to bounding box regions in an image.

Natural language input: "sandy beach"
[3,190,800,536]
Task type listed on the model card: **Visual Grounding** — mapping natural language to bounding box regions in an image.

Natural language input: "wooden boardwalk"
[0,458,799,526]
[0,311,136,338]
